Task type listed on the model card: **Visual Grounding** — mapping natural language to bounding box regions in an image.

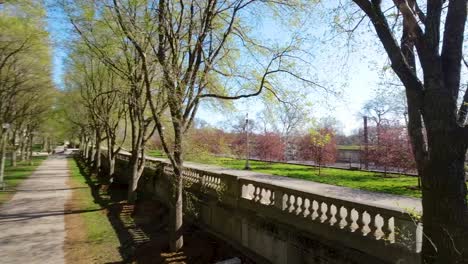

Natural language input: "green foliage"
[309,128,332,147]
[0,0,59,149]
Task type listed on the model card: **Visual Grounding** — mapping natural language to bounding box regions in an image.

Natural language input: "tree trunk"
[28,133,33,165]
[109,156,115,180]
[106,131,117,182]
[0,131,7,186]
[421,137,468,263]
[93,129,102,175]
[127,146,145,204]
[20,135,26,162]
[106,143,116,181]
[42,136,48,152]
[11,150,16,167]
[83,138,89,159]
[170,132,184,252]
[10,132,16,167]
[80,136,85,155]
[88,137,95,164]
[127,152,139,203]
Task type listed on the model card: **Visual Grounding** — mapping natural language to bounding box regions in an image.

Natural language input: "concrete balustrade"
[107,152,422,263]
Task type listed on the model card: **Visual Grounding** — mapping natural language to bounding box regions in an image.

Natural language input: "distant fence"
[218,155,418,177]
[101,151,422,264]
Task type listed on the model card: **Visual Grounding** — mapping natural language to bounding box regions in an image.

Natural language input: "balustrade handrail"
[237,177,414,221]
[114,151,420,219]
[111,150,422,257]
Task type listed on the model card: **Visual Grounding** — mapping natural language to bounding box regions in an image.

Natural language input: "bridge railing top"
[115,151,421,214]
[113,150,422,256]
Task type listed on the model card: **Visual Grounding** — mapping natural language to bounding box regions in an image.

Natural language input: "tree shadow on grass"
[73,155,142,262]
[73,155,255,264]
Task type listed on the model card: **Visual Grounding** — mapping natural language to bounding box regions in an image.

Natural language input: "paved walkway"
[0,154,71,264]
[146,155,422,213]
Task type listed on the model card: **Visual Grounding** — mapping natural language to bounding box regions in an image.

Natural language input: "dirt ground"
[64,177,122,264]
[64,192,90,263]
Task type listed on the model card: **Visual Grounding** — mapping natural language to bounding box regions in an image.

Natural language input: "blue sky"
[45,2,387,135]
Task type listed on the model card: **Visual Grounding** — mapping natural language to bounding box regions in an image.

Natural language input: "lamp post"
[363,116,369,170]
[244,113,251,170]
[0,123,11,190]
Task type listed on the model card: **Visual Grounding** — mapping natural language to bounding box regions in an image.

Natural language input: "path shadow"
[15,187,89,192]
[0,208,104,223]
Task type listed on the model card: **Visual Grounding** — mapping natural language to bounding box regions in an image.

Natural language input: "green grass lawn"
[337,145,361,150]
[0,156,47,205]
[68,158,122,262]
[195,157,421,198]
[147,151,422,198]
[147,149,165,157]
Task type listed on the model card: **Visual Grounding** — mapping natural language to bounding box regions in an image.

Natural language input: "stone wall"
[336,149,361,164]
[102,153,422,264]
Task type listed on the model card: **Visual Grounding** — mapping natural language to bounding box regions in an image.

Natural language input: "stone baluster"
[354,210,365,235]
[273,190,284,210]
[201,174,206,187]
[269,191,275,206]
[327,204,336,226]
[287,195,295,213]
[258,187,264,204]
[301,198,309,217]
[346,208,355,232]
[336,206,346,229]
[381,215,393,242]
[367,213,378,239]
[311,200,319,220]
[294,197,301,215]
[253,186,259,203]
[319,202,328,223]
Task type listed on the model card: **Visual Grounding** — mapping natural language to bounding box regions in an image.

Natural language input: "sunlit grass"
[201,157,421,197]
[337,145,361,150]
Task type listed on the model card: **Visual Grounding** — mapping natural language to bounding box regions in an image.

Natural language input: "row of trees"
[60,0,317,252]
[181,123,337,168]
[0,1,57,176]
[184,118,417,176]
[59,0,467,261]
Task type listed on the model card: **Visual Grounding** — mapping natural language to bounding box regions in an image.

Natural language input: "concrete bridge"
[108,151,422,264]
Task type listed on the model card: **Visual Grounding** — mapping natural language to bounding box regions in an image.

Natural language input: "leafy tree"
[298,127,337,175]
[0,0,56,171]
[369,125,416,176]
[253,132,285,162]
[109,0,317,251]
[62,0,160,201]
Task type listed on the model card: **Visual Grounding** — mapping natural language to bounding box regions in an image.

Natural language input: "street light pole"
[0,123,11,190]
[363,116,369,170]
[244,113,251,170]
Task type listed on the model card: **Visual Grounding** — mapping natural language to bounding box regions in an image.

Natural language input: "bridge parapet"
[111,151,422,263]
